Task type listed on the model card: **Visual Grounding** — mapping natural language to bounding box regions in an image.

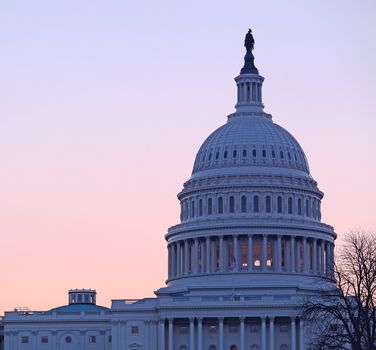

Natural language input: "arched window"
[229,196,235,213]
[218,197,223,214]
[215,151,219,160]
[208,152,212,161]
[277,196,283,213]
[253,195,259,212]
[209,346,217,350]
[208,198,213,215]
[242,149,247,157]
[272,150,276,158]
[233,150,237,158]
[288,197,293,214]
[298,198,302,215]
[266,196,271,213]
[252,149,257,157]
[199,199,203,216]
[224,150,228,159]
[241,195,247,213]
[305,199,309,216]
[191,200,195,218]
[280,345,288,350]
[280,150,284,159]
[262,149,266,158]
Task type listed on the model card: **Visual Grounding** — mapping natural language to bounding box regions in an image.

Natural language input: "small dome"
[192,114,309,175]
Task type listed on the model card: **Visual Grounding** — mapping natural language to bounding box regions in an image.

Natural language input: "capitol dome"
[192,114,310,176]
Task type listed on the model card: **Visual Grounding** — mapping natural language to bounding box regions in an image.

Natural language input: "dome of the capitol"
[192,114,310,176]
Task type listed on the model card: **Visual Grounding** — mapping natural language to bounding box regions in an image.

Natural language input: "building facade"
[3,30,336,350]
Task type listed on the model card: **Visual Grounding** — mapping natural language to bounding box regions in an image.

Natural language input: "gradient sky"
[1,0,375,315]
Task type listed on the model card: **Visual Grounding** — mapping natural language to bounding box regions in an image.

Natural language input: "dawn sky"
[1,0,375,314]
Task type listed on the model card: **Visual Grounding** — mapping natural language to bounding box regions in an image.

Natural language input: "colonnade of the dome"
[167,233,334,281]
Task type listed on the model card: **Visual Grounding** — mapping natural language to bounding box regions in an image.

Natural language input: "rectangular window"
[277,196,283,213]
[208,325,217,333]
[41,336,48,344]
[208,198,212,215]
[89,336,96,343]
[108,336,112,343]
[218,197,223,214]
[131,326,139,334]
[241,195,247,213]
[21,336,29,344]
[253,195,259,212]
[229,196,235,213]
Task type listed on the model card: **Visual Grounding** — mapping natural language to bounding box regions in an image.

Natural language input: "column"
[261,317,266,350]
[198,318,203,350]
[243,82,247,102]
[320,241,325,275]
[168,244,172,279]
[219,318,224,350]
[269,317,275,350]
[240,317,245,350]
[331,243,335,278]
[286,237,291,272]
[193,238,199,274]
[276,236,282,272]
[219,236,225,272]
[296,239,301,273]
[291,236,296,272]
[248,234,253,271]
[206,237,211,273]
[200,240,205,273]
[144,321,150,350]
[312,239,317,274]
[211,239,216,271]
[51,331,57,350]
[168,318,173,350]
[177,241,181,277]
[189,318,195,350]
[291,318,296,350]
[159,319,165,350]
[171,243,176,278]
[325,241,331,277]
[32,331,37,350]
[299,319,305,350]
[262,234,267,271]
[303,237,308,273]
[184,240,189,275]
[234,235,239,271]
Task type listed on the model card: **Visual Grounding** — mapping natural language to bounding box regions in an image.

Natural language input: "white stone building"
[2,30,336,350]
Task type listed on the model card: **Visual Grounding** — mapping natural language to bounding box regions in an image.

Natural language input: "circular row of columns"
[168,235,334,280]
[159,317,304,350]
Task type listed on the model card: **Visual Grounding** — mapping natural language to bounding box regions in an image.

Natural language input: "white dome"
[193,114,309,175]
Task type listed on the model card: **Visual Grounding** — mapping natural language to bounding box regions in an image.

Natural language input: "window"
[131,326,139,334]
[262,149,266,158]
[241,195,247,213]
[179,326,188,334]
[208,152,212,161]
[280,150,284,159]
[242,149,247,157]
[272,150,276,158]
[224,150,228,159]
[209,346,217,350]
[41,336,48,344]
[179,346,188,350]
[250,325,259,333]
[240,237,248,267]
[233,150,237,158]
[218,197,223,214]
[288,152,292,160]
[191,200,195,218]
[108,336,112,343]
[89,336,96,343]
[208,198,213,215]
[288,197,293,214]
[252,149,257,157]
[215,151,219,160]
[305,199,309,216]
[266,196,271,213]
[253,237,261,267]
[208,325,217,333]
[229,325,238,333]
[229,196,235,213]
[253,195,259,212]
[65,336,72,343]
[199,199,203,216]
[21,336,29,344]
[277,196,283,213]
[298,198,302,215]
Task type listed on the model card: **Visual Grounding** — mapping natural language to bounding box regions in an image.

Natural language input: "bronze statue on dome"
[244,28,255,53]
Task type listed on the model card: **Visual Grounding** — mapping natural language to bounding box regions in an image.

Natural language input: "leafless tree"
[304,231,376,350]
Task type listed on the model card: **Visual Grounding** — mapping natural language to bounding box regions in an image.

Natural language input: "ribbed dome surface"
[192,114,309,174]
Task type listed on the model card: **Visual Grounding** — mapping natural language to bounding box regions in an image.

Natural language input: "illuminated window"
[253,237,261,267]
[227,239,235,269]
[267,238,273,267]
[89,336,96,343]
[240,237,248,267]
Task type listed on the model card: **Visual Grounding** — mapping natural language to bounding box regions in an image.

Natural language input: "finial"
[240,28,259,75]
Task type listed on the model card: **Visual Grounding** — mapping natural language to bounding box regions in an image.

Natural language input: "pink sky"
[1,1,376,314]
